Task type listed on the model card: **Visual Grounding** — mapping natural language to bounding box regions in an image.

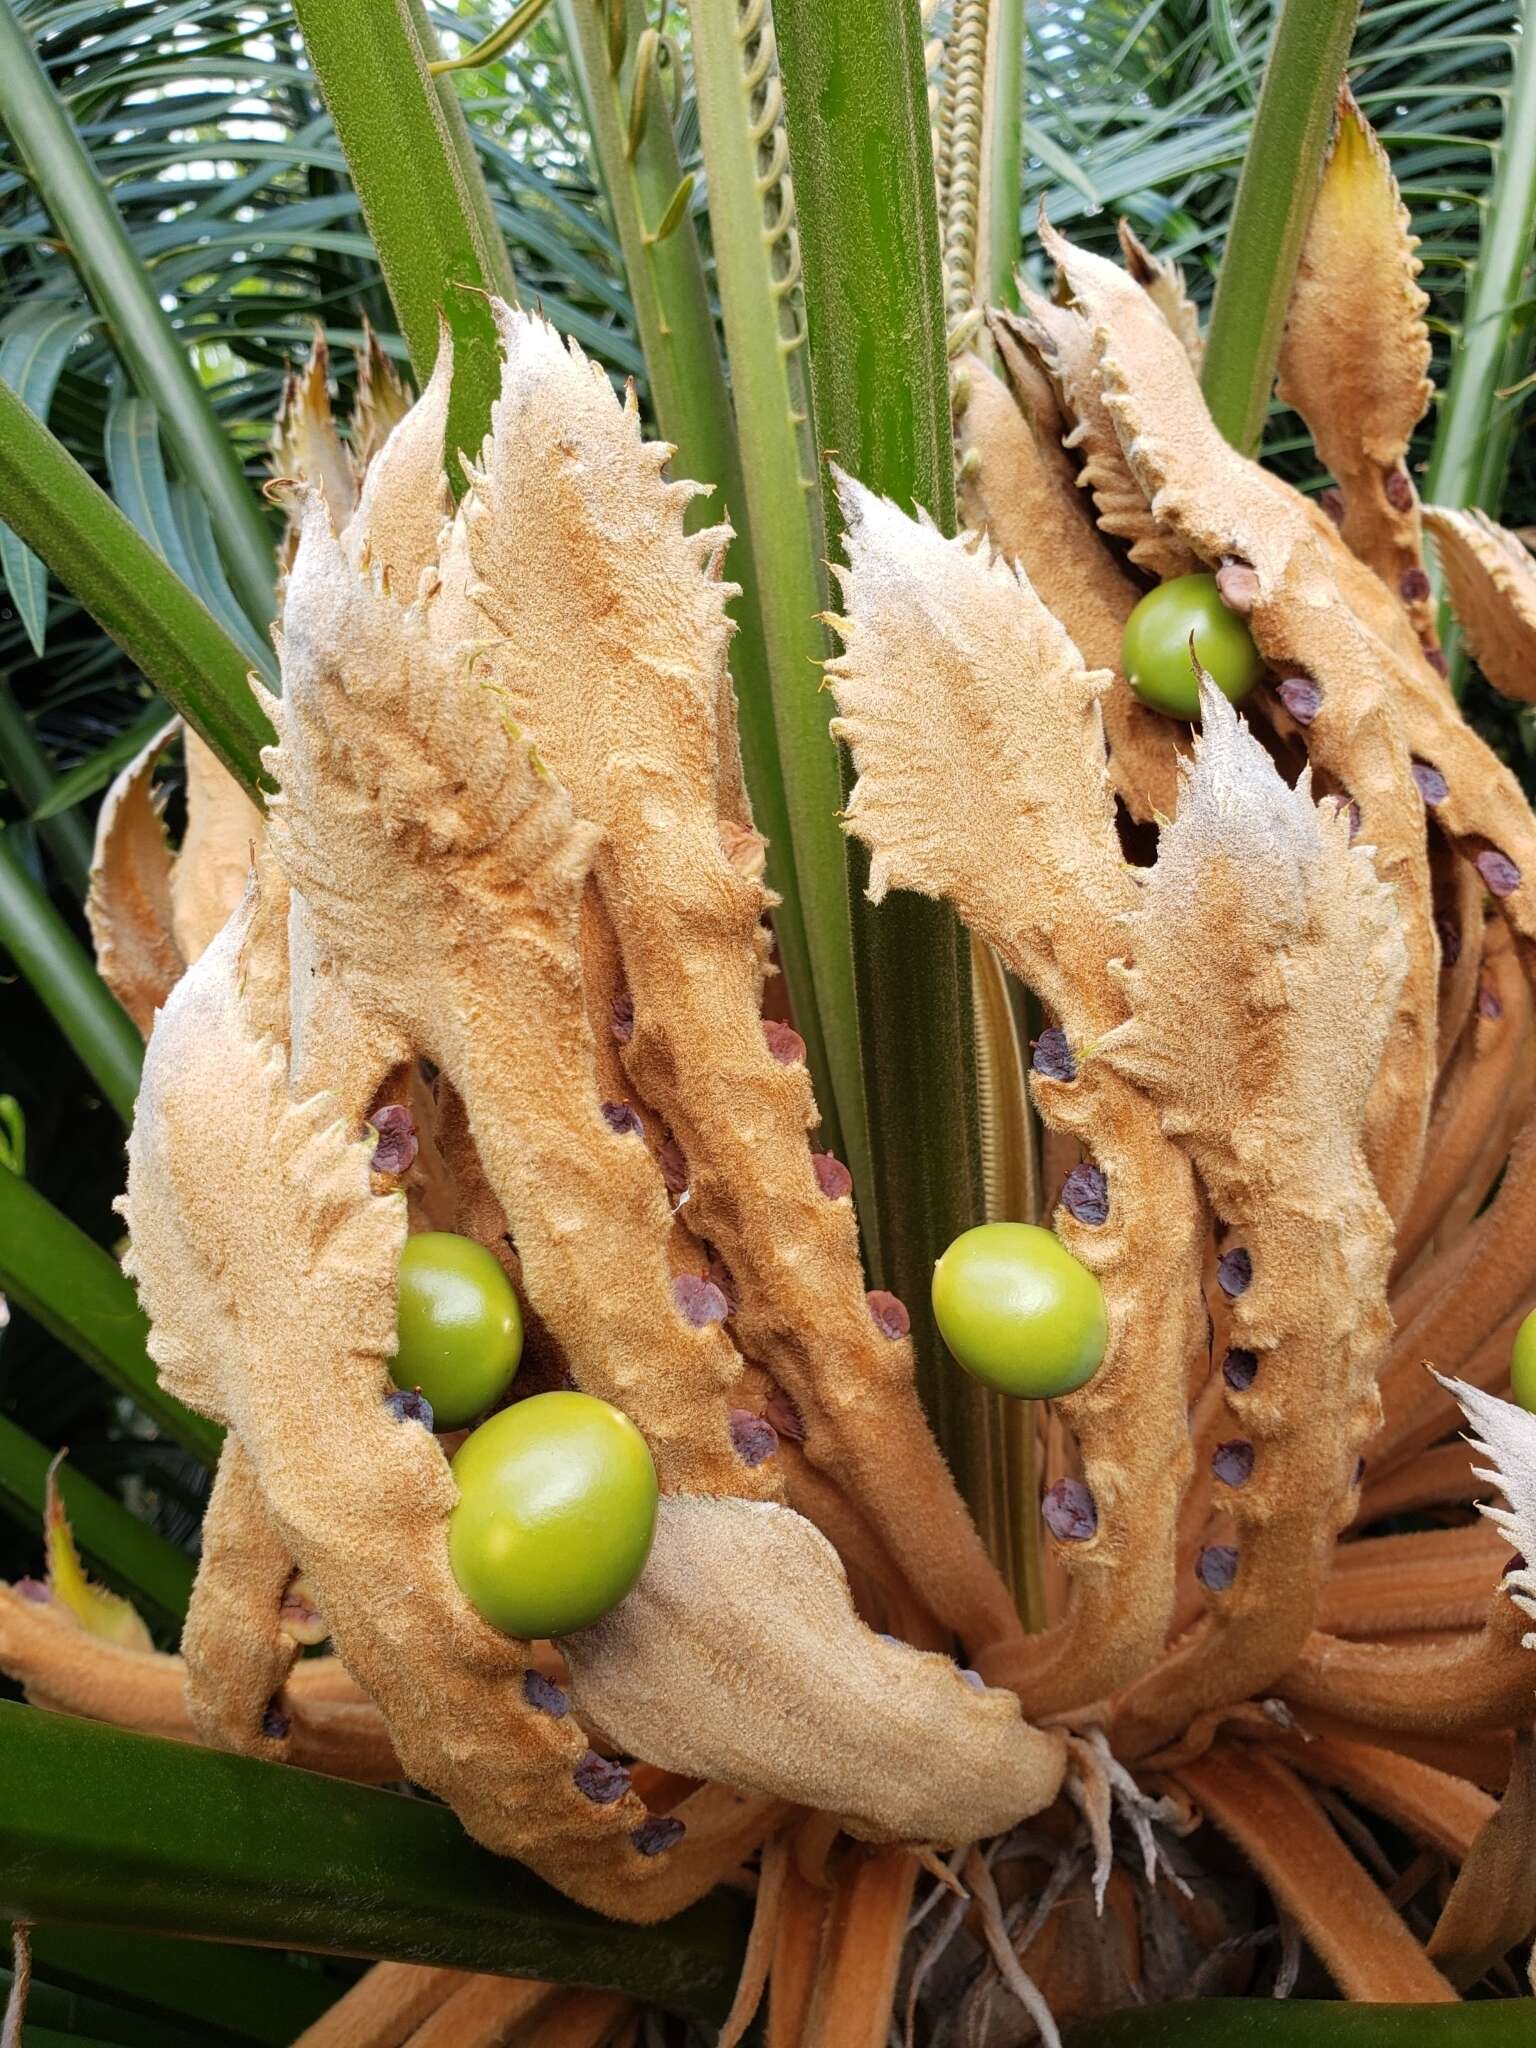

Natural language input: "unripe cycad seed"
[394,1231,523,1429]
[1121,573,1262,720]
[931,1222,1107,1399]
[449,1392,658,1638]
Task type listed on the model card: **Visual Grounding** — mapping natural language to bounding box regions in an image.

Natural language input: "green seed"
[1121,572,1263,720]
[1512,1308,1536,1413]
[931,1221,1108,1399]
[449,1392,658,1638]
[394,1231,523,1430]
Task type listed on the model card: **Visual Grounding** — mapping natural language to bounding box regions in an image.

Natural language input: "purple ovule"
[601,1100,644,1138]
[385,1388,435,1430]
[1476,848,1521,899]
[1032,1027,1076,1082]
[574,1751,632,1805]
[1042,1478,1098,1542]
[523,1670,569,1717]
[1062,1163,1109,1226]
[1276,676,1322,726]
[762,1019,806,1066]
[1222,1348,1258,1390]
[866,1290,910,1340]
[1410,760,1448,806]
[368,1103,418,1176]
[1215,561,1259,614]
[673,1274,730,1327]
[812,1152,854,1201]
[1400,567,1432,603]
[262,1700,291,1740]
[1196,1545,1239,1593]
[1211,1439,1254,1489]
[729,1410,779,1468]
[632,1816,686,1856]
[1217,1247,1252,1298]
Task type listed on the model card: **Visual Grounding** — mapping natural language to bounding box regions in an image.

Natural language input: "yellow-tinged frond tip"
[44,1455,153,1652]
[1276,85,1432,594]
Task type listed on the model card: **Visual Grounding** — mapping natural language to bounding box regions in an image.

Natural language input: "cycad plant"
[3,0,1536,2042]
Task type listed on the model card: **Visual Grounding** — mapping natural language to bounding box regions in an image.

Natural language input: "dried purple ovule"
[1478,980,1504,1022]
[523,1669,569,1717]
[632,1816,686,1856]
[1410,759,1448,807]
[1042,1478,1097,1543]
[812,1152,854,1201]
[1383,467,1414,513]
[1196,1545,1239,1593]
[1061,1163,1109,1227]
[1217,1247,1252,1298]
[1032,1027,1076,1082]
[762,1018,806,1066]
[957,1667,986,1692]
[1319,486,1347,525]
[673,1274,730,1327]
[368,1103,418,1176]
[1400,567,1432,603]
[574,1750,631,1805]
[1215,561,1260,615]
[1476,848,1521,899]
[729,1409,779,1468]
[610,991,635,1045]
[1435,915,1462,969]
[1211,1439,1254,1489]
[261,1699,291,1740]
[1276,676,1322,726]
[1222,1348,1258,1391]
[385,1388,435,1431]
[866,1289,910,1341]
[15,1578,50,1605]
[601,1100,644,1139]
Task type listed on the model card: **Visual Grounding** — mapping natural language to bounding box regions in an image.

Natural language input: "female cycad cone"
[14,64,1536,2039]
